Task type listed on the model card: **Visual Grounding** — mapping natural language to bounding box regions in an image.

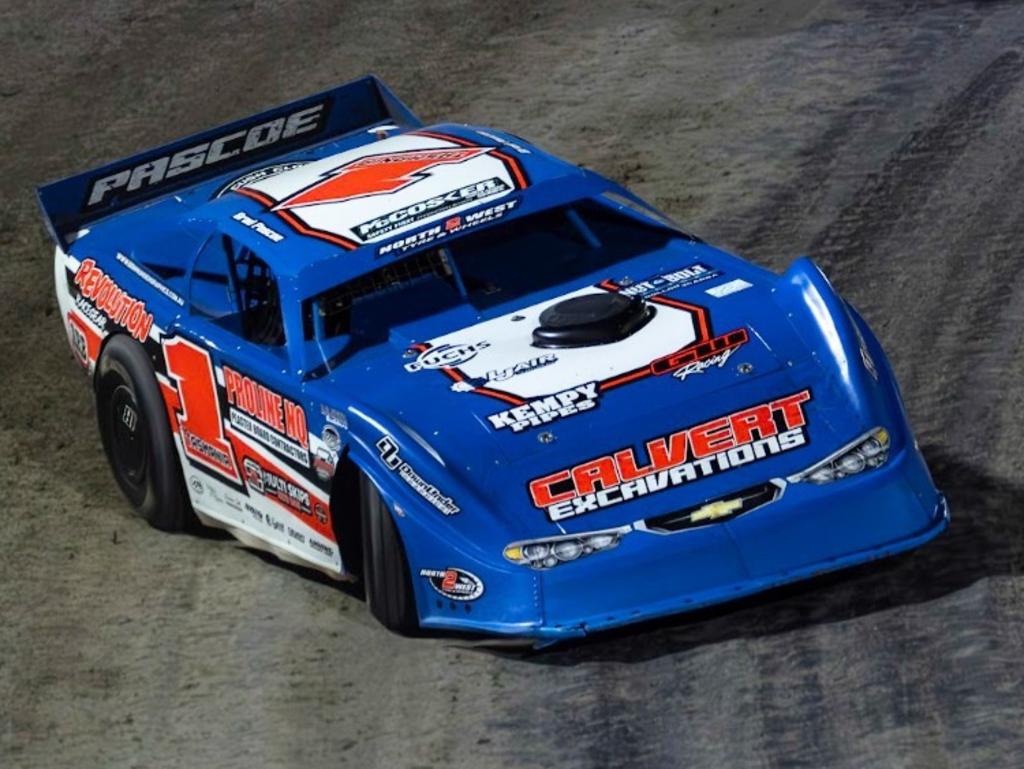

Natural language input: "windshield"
[447,199,676,310]
[305,199,682,372]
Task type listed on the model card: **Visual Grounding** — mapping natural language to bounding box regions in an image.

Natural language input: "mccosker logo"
[488,383,599,433]
[353,177,510,241]
[528,390,812,522]
[73,259,154,342]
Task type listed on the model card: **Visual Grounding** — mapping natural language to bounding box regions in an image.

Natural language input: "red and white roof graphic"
[235,131,527,249]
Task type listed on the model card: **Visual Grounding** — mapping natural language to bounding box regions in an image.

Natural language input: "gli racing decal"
[376,436,460,516]
[653,328,749,381]
[528,390,812,522]
[419,568,484,601]
[233,130,528,250]
[73,258,154,342]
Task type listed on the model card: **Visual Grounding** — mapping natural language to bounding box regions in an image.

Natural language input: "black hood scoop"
[532,292,655,349]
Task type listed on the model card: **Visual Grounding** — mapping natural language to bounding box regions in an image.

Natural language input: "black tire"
[360,474,419,634]
[95,334,192,532]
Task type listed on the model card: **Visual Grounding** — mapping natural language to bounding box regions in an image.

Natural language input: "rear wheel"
[96,335,192,532]
[360,474,419,634]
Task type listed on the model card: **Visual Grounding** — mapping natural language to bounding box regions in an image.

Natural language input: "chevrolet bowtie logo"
[689,497,744,523]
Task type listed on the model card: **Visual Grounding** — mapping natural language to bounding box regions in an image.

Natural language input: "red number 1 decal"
[163,337,240,482]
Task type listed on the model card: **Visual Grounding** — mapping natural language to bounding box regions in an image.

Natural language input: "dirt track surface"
[3,1,1024,767]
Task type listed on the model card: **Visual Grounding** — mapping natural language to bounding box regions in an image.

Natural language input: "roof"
[78,121,618,296]
[192,123,609,286]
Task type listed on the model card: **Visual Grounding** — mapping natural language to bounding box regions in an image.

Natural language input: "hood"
[335,246,850,539]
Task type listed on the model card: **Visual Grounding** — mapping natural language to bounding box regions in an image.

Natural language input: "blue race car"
[38,76,948,640]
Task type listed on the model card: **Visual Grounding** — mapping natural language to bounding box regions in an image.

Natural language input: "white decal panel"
[408,282,713,403]
[236,132,527,248]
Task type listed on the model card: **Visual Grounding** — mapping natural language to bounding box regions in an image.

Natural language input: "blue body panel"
[38,77,947,639]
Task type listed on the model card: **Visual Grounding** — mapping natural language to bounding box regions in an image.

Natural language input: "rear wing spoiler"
[37,75,421,249]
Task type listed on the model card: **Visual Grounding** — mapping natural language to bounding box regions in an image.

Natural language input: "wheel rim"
[109,384,148,487]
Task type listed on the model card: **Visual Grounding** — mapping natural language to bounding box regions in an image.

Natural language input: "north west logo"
[271,147,489,210]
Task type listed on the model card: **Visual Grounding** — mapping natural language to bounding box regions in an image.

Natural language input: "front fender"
[773,257,909,450]
[343,402,546,633]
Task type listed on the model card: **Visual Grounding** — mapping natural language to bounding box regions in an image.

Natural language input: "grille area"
[641,481,783,533]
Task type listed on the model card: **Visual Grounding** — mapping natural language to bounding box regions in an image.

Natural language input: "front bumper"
[416,440,948,641]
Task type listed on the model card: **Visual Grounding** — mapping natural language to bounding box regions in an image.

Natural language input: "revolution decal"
[73,258,154,342]
[376,436,460,516]
[528,390,812,521]
[419,568,484,601]
[233,130,528,250]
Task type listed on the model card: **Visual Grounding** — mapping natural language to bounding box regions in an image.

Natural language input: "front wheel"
[95,335,192,532]
[360,474,419,634]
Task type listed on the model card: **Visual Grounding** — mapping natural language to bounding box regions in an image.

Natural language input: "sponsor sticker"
[223,365,309,465]
[85,102,326,208]
[705,279,752,298]
[353,177,510,241]
[419,567,484,601]
[243,456,328,526]
[650,329,749,380]
[232,211,285,243]
[528,390,812,522]
[488,382,599,433]
[378,198,519,256]
[216,162,307,198]
[275,147,490,210]
[116,252,184,306]
[618,264,722,299]
[376,436,460,516]
[73,258,154,342]
[320,404,348,429]
[484,353,558,383]
[404,341,490,373]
